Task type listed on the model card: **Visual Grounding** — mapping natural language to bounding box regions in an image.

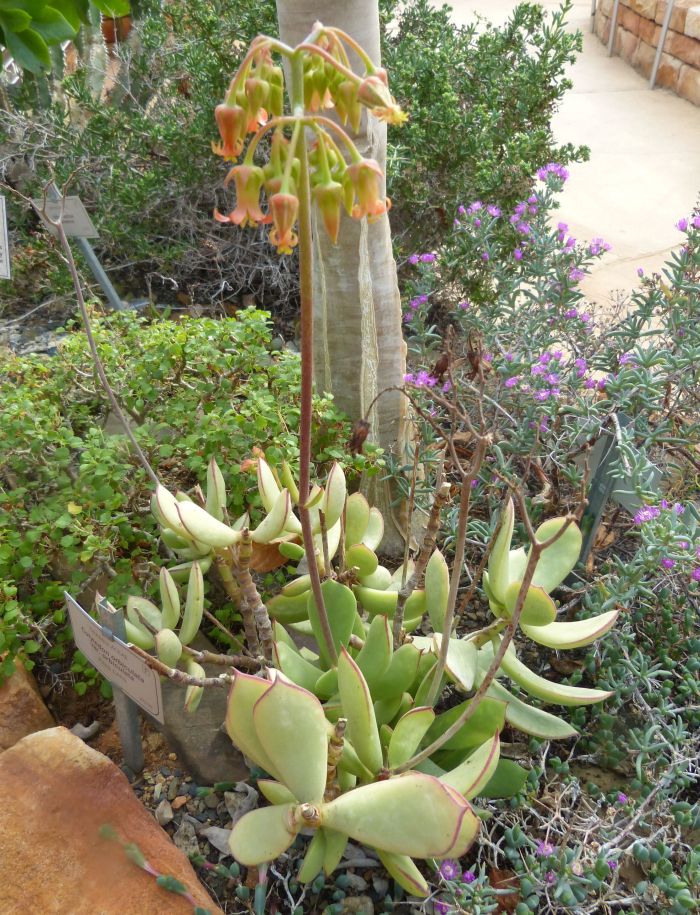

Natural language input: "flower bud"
[313,180,344,244]
[269,192,299,254]
[335,81,362,134]
[213,103,246,161]
[357,75,406,125]
[345,158,390,222]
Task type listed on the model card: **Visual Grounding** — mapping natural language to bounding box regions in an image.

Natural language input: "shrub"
[0,307,380,680]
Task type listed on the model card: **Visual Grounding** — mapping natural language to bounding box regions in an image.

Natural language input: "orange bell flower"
[268,192,299,254]
[313,180,344,244]
[213,103,247,161]
[345,159,390,222]
[216,164,269,228]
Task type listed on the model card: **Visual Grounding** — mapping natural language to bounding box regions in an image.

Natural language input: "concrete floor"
[446,0,700,306]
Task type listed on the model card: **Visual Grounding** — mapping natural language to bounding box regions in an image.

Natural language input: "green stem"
[291,51,337,667]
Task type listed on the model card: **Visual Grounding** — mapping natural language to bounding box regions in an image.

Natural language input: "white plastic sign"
[0,196,10,279]
[66,594,164,723]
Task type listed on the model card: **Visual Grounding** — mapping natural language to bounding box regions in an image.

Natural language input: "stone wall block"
[595,10,612,43]
[632,38,657,75]
[667,29,700,66]
[678,61,700,101]
[686,6,700,39]
[600,0,614,16]
[656,0,696,30]
[626,0,658,18]
[638,16,661,43]
[615,26,641,62]
[620,6,642,33]
[655,51,683,87]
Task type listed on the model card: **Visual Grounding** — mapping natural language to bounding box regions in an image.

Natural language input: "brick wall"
[594,0,700,104]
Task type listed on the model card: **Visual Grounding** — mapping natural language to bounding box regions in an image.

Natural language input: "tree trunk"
[275,0,409,554]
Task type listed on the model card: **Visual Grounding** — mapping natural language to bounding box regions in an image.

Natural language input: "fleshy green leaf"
[345,543,378,578]
[297,830,325,883]
[375,850,429,897]
[344,492,370,547]
[257,779,296,806]
[425,549,449,633]
[479,758,529,798]
[179,561,204,645]
[322,828,348,875]
[229,804,298,866]
[373,642,422,700]
[254,674,328,803]
[272,641,321,692]
[337,647,383,774]
[308,579,357,669]
[486,680,577,739]
[503,581,557,626]
[425,696,506,751]
[225,673,280,778]
[355,614,392,690]
[440,733,501,798]
[529,518,582,593]
[498,646,612,706]
[521,609,620,649]
[387,706,435,768]
[488,498,515,604]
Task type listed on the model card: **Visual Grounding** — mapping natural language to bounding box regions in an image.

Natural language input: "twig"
[129,644,232,687]
[237,532,274,662]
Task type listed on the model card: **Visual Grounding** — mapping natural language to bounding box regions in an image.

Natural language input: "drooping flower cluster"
[213,27,405,254]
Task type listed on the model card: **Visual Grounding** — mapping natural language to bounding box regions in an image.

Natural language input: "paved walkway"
[447,0,700,305]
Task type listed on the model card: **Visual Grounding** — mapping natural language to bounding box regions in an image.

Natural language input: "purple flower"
[574,357,587,377]
[442,380,452,393]
[457,205,467,216]
[514,202,526,216]
[545,871,557,885]
[608,860,618,871]
[528,205,538,215]
[481,251,490,262]
[569,267,586,282]
[679,541,689,549]
[505,376,520,388]
[581,313,592,324]
[637,267,645,277]
[660,558,676,570]
[692,215,700,229]
[408,254,420,265]
[545,372,560,385]
[617,792,628,804]
[589,237,612,255]
[483,352,493,363]
[474,218,482,227]
[470,478,479,489]
[557,222,568,233]
[514,248,523,261]
[539,352,552,364]
[531,364,545,376]
[420,253,436,263]
[634,505,661,524]
[487,204,501,217]
[537,162,569,182]
[439,859,461,881]
[504,351,514,362]
[552,350,563,360]
[415,370,437,387]
[619,352,637,365]
[468,201,483,213]
[661,499,669,509]
[458,300,470,310]
[537,840,555,857]
[673,503,685,515]
[403,313,414,324]
[676,218,688,232]
[434,901,451,915]
[535,390,550,402]
[463,870,476,884]
[517,222,532,235]
[528,194,538,204]
[691,568,700,582]
[584,377,597,389]
[403,373,415,383]
[565,307,579,319]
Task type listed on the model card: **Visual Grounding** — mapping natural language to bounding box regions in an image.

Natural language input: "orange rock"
[0,727,223,914]
[0,660,54,751]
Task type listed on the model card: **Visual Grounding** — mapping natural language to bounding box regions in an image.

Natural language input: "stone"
[678,63,700,102]
[620,5,642,34]
[615,26,640,62]
[600,0,615,15]
[632,38,657,76]
[655,51,683,87]
[656,0,697,31]
[172,819,200,857]
[0,727,221,914]
[638,16,661,44]
[668,29,700,66]
[0,660,54,751]
[338,897,374,915]
[595,10,612,43]
[224,782,259,825]
[626,0,658,17]
[145,634,249,786]
[686,6,700,39]
[154,799,174,827]
[200,826,233,856]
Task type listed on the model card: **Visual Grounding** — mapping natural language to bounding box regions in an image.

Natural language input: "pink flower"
[439,859,461,881]
[505,376,520,388]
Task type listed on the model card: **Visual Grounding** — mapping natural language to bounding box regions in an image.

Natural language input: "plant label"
[0,196,10,279]
[32,196,99,238]
[66,593,164,723]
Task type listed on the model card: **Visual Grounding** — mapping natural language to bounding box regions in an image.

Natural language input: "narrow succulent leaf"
[254,675,329,803]
[403,588,426,620]
[389,561,415,590]
[273,641,321,692]
[498,647,613,706]
[375,850,429,898]
[273,621,296,649]
[413,659,442,708]
[280,460,300,504]
[159,567,181,629]
[124,619,155,650]
[308,579,357,669]
[232,511,250,531]
[156,628,183,668]
[320,463,347,530]
[440,734,500,798]
[521,609,620,649]
[155,485,191,538]
[176,500,242,548]
[440,780,482,856]
[205,457,227,521]
[166,556,212,582]
[425,549,450,633]
[279,542,305,561]
[359,565,393,590]
[344,492,370,547]
[355,615,392,690]
[387,706,435,768]
[362,507,385,551]
[257,458,281,512]
[426,697,507,751]
[322,829,348,875]
[314,667,339,699]
[507,547,527,584]
[160,527,193,551]
[179,562,204,646]
[338,768,357,792]
[488,498,515,604]
[433,635,477,692]
[225,673,280,777]
[503,581,557,626]
[486,681,577,739]
[479,758,529,799]
[267,591,310,624]
[229,804,298,866]
[304,485,324,510]
[183,658,205,714]
[257,779,297,806]
[373,643,422,701]
[337,647,383,774]
[338,740,374,782]
[322,772,475,858]
[298,830,326,884]
[251,489,291,544]
[126,596,162,632]
[345,543,378,578]
[354,585,398,617]
[529,518,582,593]
[282,574,312,597]
[374,692,407,728]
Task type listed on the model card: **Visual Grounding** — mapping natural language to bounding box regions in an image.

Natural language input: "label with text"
[0,196,10,279]
[32,196,99,238]
[66,594,164,722]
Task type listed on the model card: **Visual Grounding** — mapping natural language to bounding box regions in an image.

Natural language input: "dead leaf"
[488,867,520,913]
